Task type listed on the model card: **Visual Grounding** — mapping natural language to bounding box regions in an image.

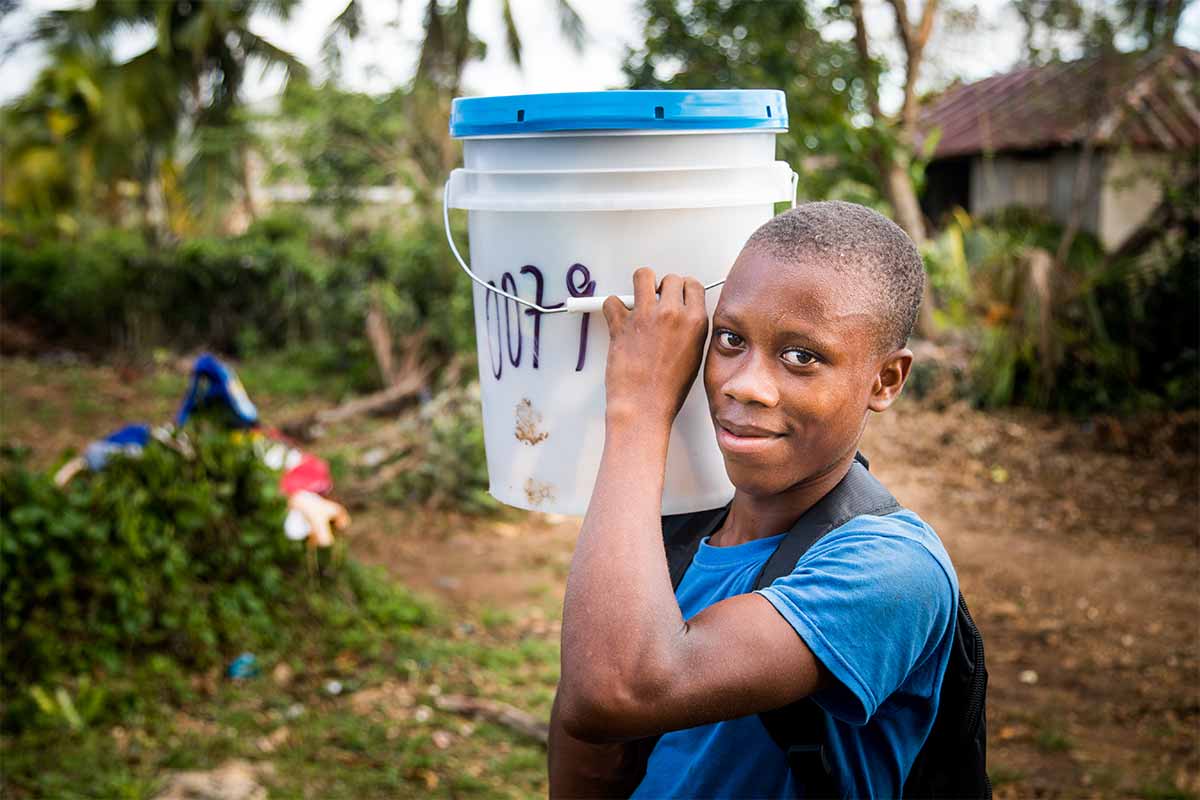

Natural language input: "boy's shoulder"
[802,507,959,595]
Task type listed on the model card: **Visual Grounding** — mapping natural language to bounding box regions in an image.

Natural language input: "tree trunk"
[365,302,397,387]
[881,155,940,340]
[883,157,926,244]
[239,145,258,225]
[853,0,941,342]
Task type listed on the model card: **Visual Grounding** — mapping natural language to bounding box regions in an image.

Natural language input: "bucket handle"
[442,170,799,314]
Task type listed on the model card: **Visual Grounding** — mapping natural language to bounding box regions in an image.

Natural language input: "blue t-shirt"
[631,509,959,799]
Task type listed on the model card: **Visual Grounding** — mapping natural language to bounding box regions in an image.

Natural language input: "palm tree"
[323,0,584,94]
[312,0,586,386]
[30,0,306,232]
[322,0,585,192]
[1,39,174,229]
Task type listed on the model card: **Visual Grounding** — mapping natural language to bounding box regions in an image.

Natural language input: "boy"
[548,201,960,798]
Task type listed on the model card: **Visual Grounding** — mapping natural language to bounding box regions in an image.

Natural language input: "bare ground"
[351,400,1200,799]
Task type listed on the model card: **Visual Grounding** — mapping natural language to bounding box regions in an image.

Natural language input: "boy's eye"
[715,330,744,349]
[781,349,818,367]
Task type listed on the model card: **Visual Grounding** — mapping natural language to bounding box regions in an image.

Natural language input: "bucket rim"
[450,89,788,138]
[455,127,787,141]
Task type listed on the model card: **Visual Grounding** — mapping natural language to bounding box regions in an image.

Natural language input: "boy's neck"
[709,451,858,548]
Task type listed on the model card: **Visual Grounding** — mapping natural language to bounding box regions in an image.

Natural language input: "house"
[918,46,1199,251]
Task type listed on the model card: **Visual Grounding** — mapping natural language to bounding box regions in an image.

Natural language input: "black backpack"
[648,454,991,799]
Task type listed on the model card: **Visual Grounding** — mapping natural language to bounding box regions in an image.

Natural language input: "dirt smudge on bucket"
[514,398,548,445]
[524,478,554,507]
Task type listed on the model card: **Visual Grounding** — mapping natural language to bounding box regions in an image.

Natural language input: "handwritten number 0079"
[484,264,596,380]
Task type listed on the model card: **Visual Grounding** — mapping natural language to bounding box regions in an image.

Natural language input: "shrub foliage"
[1,427,294,685]
[0,423,430,732]
[923,204,1198,414]
[0,213,477,388]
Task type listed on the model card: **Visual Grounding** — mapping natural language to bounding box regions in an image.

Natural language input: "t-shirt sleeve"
[755,522,955,726]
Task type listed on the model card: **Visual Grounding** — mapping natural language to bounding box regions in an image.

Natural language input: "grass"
[1032,718,1074,753]
[1084,765,1122,791]
[988,764,1027,787]
[1136,774,1197,800]
[0,515,555,800]
[2,597,557,799]
[230,347,370,403]
[0,352,548,797]
[479,605,518,633]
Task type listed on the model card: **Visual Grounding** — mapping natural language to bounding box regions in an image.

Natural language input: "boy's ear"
[868,348,913,412]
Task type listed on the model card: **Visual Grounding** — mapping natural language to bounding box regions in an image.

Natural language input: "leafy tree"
[1,40,181,232]
[844,0,943,335]
[623,1,873,203]
[1014,0,1191,64]
[272,81,414,223]
[623,0,946,336]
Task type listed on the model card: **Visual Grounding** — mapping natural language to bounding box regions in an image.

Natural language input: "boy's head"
[703,201,922,496]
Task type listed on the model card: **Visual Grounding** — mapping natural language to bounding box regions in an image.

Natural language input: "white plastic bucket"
[446,93,793,516]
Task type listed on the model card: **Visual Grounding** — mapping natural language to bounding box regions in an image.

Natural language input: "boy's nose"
[721,352,780,408]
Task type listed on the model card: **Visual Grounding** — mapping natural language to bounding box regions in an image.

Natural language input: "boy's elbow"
[558,681,638,742]
[557,661,673,743]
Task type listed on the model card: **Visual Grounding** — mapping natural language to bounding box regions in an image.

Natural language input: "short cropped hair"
[744,201,925,352]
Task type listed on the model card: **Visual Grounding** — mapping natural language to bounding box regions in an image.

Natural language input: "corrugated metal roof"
[919,46,1200,159]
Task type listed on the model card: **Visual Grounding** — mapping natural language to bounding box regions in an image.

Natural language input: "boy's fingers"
[632,267,657,311]
[683,277,706,309]
[658,273,684,308]
[602,295,629,329]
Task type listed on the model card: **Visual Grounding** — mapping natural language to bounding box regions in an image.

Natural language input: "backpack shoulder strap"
[662,504,731,590]
[752,456,901,591]
[755,455,903,799]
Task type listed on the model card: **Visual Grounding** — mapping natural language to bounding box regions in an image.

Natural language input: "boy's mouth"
[715,418,786,455]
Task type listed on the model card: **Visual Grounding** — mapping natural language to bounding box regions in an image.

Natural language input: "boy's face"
[703,245,900,496]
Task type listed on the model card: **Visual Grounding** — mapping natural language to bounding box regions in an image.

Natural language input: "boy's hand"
[601,268,709,430]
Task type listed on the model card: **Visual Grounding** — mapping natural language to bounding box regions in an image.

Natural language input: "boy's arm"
[558,269,830,744]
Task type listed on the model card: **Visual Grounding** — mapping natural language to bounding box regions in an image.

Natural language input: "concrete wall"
[1097,149,1171,251]
[965,148,1168,251]
[969,150,1101,233]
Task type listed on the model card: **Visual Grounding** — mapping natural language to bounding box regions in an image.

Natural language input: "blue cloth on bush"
[84,424,150,470]
[175,353,258,428]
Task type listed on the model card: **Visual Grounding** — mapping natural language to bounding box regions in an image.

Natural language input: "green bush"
[0,214,479,389]
[923,205,1197,414]
[0,426,293,686]
[335,222,477,368]
[0,221,329,354]
[0,228,150,349]
[0,422,431,731]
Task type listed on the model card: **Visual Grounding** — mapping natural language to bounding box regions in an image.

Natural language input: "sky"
[2,0,1199,112]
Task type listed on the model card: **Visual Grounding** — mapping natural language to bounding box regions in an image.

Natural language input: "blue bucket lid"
[450,89,787,137]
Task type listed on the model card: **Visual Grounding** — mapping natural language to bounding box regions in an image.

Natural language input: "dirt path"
[352,399,1200,799]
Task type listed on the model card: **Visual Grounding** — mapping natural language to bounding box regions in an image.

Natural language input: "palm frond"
[556,0,585,51]
[254,0,303,23]
[241,29,309,83]
[415,0,446,85]
[155,2,173,58]
[321,0,363,74]
[501,0,522,67]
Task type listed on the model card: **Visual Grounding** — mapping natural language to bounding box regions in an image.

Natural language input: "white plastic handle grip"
[565,295,633,314]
